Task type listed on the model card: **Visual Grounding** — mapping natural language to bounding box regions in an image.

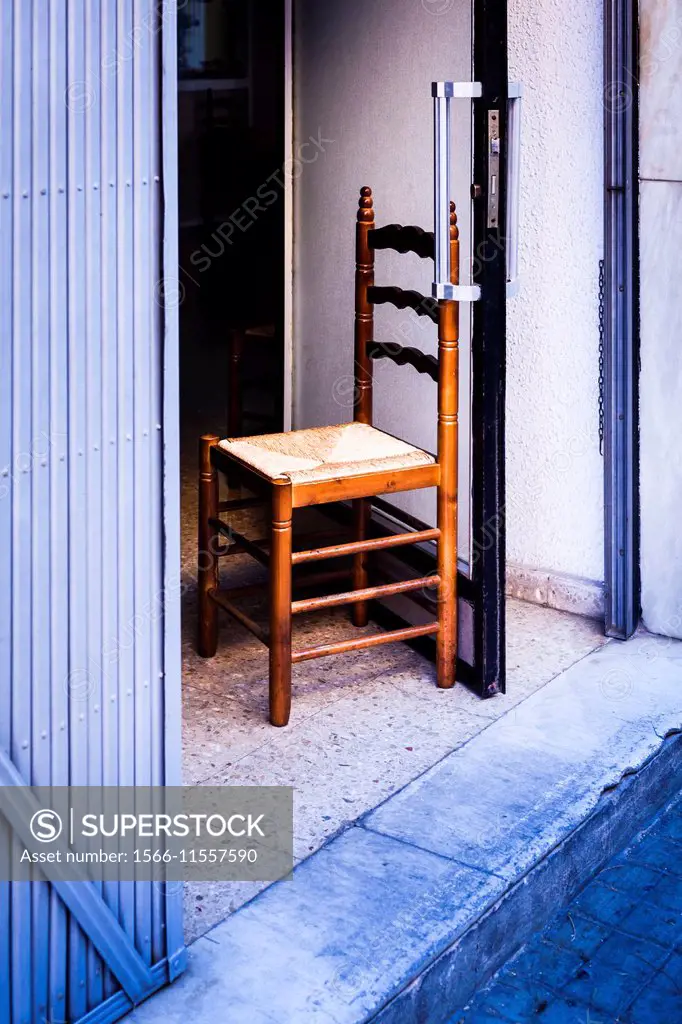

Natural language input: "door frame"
[468,0,508,694]
[603,0,640,639]
[283,0,294,430]
[161,0,187,982]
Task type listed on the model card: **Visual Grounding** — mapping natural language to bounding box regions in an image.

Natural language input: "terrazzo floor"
[179,423,608,942]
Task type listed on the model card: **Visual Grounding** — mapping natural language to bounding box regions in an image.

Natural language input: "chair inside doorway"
[195,188,462,727]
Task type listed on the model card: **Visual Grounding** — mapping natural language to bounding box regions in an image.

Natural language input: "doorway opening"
[172,0,607,948]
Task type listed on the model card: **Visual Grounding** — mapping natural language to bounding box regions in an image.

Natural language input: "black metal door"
[468,0,508,695]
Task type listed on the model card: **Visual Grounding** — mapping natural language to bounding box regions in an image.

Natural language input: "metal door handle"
[432,81,523,301]
[432,81,482,302]
[506,83,523,298]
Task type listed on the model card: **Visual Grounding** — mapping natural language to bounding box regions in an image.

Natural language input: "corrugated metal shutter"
[0,2,184,1021]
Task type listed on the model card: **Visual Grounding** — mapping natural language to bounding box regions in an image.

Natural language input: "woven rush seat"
[219,421,434,484]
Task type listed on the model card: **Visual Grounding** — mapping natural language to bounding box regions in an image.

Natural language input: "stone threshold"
[506,562,605,619]
[128,631,682,1024]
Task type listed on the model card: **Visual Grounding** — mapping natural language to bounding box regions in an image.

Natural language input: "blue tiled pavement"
[450,794,682,1023]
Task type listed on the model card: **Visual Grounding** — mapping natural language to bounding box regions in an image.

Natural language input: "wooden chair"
[197,186,459,726]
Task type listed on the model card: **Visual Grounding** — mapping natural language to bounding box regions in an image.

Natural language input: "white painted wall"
[639,0,682,640]
[507,0,605,584]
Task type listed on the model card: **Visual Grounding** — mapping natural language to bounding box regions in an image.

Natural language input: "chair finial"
[358,186,374,223]
[449,201,459,241]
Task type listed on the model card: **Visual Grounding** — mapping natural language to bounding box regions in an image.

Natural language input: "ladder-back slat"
[367,341,439,382]
[368,223,434,260]
[367,285,438,323]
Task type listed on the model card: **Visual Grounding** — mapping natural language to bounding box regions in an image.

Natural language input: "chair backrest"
[353,186,459,469]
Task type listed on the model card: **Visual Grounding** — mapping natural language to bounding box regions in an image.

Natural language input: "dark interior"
[178,0,285,443]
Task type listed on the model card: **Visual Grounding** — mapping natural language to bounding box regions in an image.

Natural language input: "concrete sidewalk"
[127,631,682,1024]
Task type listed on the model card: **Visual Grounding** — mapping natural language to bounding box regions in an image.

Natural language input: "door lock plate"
[487,110,500,229]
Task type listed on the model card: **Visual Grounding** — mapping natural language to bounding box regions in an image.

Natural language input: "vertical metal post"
[603,0,639,638]
[433,89,452,291]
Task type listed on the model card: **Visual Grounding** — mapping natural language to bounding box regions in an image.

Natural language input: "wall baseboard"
[506,563,605,619]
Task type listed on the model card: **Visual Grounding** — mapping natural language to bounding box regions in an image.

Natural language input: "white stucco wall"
[639,0,682,640]
[507,0,605,583]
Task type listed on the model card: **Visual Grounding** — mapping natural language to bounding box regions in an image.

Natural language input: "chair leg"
[436,473,457,689]
[197,435,220,657]
[269,482,293,726]
[351,497,370,627]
